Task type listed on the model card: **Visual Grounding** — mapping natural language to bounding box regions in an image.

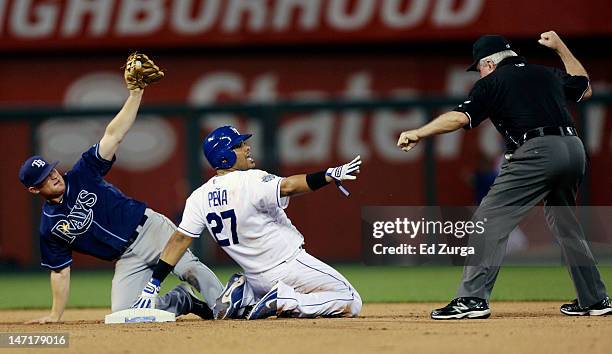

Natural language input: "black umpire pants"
[457,135,608,307]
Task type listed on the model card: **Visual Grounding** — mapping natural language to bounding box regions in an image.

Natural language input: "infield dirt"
[2,302,610,354]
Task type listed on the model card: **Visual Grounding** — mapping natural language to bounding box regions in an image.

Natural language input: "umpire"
[397,31,610,319]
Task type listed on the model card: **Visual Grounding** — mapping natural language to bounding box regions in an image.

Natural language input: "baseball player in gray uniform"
[20,54,223,324]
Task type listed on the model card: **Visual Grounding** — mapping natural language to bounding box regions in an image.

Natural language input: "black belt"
[124,213,148,250]
[517,126,577,147]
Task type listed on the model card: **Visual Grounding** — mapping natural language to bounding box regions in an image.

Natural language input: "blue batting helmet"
[203,126,252,169]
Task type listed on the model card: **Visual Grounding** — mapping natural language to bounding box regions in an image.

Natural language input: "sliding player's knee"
[349,296,362,317]
[346,288,362,317]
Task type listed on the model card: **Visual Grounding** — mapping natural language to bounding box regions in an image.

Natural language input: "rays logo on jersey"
[51,190,98,243]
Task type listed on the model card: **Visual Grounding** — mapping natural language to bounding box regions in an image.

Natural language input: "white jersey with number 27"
[177,169,304,274]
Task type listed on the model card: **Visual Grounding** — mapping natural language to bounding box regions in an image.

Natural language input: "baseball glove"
[124,52,165,91]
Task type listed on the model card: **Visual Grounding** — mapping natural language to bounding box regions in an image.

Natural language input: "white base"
[104,308,176,324]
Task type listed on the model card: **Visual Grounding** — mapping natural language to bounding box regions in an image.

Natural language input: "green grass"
[2,266,612,309]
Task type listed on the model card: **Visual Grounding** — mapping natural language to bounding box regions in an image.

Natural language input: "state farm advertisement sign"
[0,0,610,50]
[1,54,611,267]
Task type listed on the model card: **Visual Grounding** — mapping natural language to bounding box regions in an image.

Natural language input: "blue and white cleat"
[246,284,278,320]
[214,273,246,319]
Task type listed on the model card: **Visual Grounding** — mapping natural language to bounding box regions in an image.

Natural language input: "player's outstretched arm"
[280,155,362,197]
[133,231,193,309]
[398,111,469,152]
[279,174,310,197]
[98,53,165,160]
[98,90,144,160]
[25,266,71,324]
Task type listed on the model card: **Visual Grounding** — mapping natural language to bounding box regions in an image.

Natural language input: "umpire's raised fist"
[538,31,565,52]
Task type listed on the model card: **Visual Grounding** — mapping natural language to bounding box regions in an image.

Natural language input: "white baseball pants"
[243,249,362,317]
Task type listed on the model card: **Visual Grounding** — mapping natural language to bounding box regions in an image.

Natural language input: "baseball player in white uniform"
[134,126,362,320]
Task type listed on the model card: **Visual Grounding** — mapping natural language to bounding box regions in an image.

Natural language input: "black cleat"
[560,297,612,316]
[190,297,214,320]
[560,299,588,316]
[431,297,491,320]
[178,284,214,320]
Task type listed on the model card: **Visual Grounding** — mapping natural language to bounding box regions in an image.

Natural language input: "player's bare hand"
[397,130,420,152]
[25,315,60,324]
[538,31,566,52]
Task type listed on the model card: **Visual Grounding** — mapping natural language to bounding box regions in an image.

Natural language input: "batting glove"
[326,155,362,197]
[132,278,161,309]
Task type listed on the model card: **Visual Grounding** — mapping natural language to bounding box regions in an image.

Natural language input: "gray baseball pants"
[457,136,608,307]
[111,209,223,314]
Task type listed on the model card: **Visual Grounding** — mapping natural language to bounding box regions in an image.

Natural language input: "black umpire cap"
[467,35,514,72]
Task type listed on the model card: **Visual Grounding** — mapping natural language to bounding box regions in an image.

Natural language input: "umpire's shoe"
[431,297,491,320]
[246,284,278,320]
[177,284,214,320]
[560,297,612,316]
[214,273,246,320]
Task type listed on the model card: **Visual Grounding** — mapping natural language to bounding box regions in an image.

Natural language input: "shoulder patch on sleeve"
[261,174,277,183]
